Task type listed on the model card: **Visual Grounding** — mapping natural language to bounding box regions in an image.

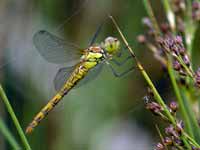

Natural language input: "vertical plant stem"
[137,62,176,124]
[155,124,169,150]
[109,15,175,124]
[0,117,20,149]
[184,132,200,147]
[162,0,176,32]
[109,15,197,149]
[141,0,199,147]
[191,22,200,69]
[0,85,31,150]
[167,55,194,138]
[181,88,200,142]
[175,56,194,77]
[143,0,161,36]
[185,0,194,55]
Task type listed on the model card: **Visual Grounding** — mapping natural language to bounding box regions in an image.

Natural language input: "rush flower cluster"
[158,35,191,77]
[192,1,200,21]
[143,90,195,149]
[137,0,200,149]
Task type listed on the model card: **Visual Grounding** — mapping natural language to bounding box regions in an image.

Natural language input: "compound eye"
[105,37,114,42]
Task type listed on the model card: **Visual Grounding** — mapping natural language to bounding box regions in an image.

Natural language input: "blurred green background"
[0,0,168,149]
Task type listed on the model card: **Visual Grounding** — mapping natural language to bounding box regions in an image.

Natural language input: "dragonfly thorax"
[81,46,104,62]
[80,46,105,69]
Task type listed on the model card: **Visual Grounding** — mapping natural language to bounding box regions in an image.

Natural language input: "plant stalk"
[0,85,31,150]
[109,15,199,149]
[0,117,20,149]
[167,55,194,138]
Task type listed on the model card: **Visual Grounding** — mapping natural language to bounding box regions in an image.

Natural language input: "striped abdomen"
[26,63,91,134]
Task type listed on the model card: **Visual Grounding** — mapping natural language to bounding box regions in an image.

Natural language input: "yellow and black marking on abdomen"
[26,63,91,134]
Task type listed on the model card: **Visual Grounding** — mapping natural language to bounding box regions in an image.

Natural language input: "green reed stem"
[0,85,31,150]
[167,55,194,138]
[184,132,200,147]
[141,0,200,148]
[175,55,194,78]
[0,117,20,149]
[191,22,200,69]
[163,0,199,141]
[162,0,176,32]
[156,124,169,150]
[140,0,176,124]
[109,15,175,124]
[181,88,200,142]
[109,15,198,149]
[185,0,194,55]
[143,0,161,37]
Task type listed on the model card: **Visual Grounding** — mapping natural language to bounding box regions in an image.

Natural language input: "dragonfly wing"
[33,30,81,66]
[89,18,108,46]
[54,63,104,91]
[54,66,75,91]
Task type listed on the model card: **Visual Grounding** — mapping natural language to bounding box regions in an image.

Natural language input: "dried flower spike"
[155,142,164,150]
[137,34,147,44]
[173,60,181,71]
[165,125,179,138]
[169,101,178,114]
[142,17,152,28]
[158,35,186,56]
[172,0,186,14]
[195,67,200,87]
[176,120,184,134]
[163,137,173,146]
[192,1,200,21]
[174,138,184,146]
[192,146,200,150]
[160,23,171,35]
[182,54,190,67]
[146,101,163,115]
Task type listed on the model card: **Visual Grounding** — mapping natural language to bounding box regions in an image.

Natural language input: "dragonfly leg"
[106,63,134,78]
[111,55,132,66]
[89,18,108,46]
[116,46,127,57]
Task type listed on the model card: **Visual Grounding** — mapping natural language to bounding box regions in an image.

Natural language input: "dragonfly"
[25,28,134,134]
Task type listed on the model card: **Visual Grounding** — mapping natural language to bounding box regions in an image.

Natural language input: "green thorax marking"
[81,46,104,69]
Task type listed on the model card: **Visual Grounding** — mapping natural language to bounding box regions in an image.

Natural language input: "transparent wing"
[33,30,81,66]
[54,63,104,91]
[89,17,109,46]
[53,66,75,91]
[75,63,104,88]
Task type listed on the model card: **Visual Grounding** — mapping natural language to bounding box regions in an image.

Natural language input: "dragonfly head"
[102,37,120,54]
